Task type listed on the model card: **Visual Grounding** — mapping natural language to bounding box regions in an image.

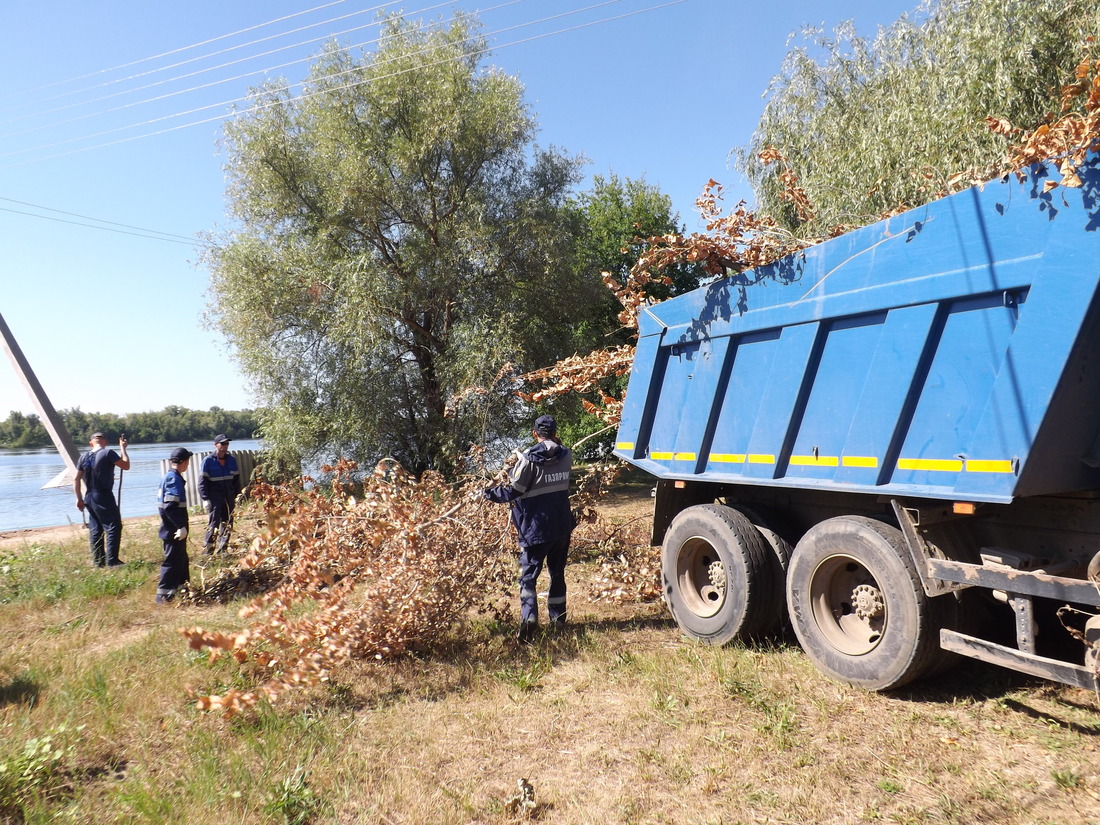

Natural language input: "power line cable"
[0,0,533,146]
[0,0,668,238]
[0,0,654,164]
[0,0,515,142]
[0,195,200,243]
[0,0,425,120]
[0,205,204,246]
[0,0,357,104]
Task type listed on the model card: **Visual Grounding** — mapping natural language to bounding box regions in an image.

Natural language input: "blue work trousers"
[203,499,234,553]
[156,538,190,602]
[85,489,122,566]
[518,537,569,625]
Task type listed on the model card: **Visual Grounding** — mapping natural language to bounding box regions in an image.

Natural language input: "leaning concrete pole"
[0,310,81,489]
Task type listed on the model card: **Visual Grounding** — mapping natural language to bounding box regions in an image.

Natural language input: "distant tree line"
[0,407,262,449]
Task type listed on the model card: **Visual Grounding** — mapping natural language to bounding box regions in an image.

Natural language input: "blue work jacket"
[485,440,575,547]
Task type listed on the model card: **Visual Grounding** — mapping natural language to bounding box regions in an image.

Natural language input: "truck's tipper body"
[615,155,1100,691]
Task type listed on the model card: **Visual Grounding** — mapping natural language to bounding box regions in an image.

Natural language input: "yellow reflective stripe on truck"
[964,459,1015,473]
[898,458,964,472]
[710,453,746,463]
[842,456,878,468]
[897,458,1016,473]
[789,455,839,467]
[649,451,1013,473]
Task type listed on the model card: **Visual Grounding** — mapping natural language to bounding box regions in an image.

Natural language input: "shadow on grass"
[182,564,285,605]
[889,658,1034,704]
[267,610,681,717]
[999,694,1100,735]
[562,610,1100,724]
[858,657,1100,726]
[559,613,677,636]
[0,672,41,708]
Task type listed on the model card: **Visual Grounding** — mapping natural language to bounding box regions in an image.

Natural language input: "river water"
[0,439,263,532]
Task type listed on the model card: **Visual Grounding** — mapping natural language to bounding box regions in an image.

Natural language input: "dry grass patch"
[1,486,1099,824]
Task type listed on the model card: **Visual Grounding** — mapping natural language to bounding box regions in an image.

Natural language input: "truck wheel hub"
[708,559,726,592]
[852,583,884,621]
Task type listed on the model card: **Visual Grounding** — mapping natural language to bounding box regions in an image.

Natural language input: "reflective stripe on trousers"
[157,538,189,600]
[517,536,569,624]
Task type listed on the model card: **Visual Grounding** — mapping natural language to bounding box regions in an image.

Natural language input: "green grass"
[2,518,1099,824]
[262,767,328,825]
[0,538,154,606]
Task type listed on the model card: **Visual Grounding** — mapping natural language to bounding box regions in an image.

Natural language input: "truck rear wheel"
[786,516,946,691]
[662,504,776,644]
[736,506,792,634]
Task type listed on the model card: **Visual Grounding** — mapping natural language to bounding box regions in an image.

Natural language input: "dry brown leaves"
[584,519,662,604]
[522,161,820,427]
[181,459,517,716]
[759,147,816,224]
[181,457,629,717]
[520,347,634,427]
[988,53,1100,191]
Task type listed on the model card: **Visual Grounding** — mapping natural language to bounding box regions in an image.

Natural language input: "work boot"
[517,621,537,645]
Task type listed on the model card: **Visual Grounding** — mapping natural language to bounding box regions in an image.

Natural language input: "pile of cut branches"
[181,457,631,716]
[181,459,517,716]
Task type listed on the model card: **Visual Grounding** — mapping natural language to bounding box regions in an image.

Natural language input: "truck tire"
[735,506,792,634]
[786,516,946,691]
[662,503,777,644]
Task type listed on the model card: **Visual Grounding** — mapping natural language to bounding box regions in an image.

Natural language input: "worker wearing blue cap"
[156,447,192,604]
[74,431,130,567]
[484,414,576,643]
[199,434,241,554]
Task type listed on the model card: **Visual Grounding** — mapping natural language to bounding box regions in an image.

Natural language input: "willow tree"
[742,0,1100,236]
[204,15,600,473]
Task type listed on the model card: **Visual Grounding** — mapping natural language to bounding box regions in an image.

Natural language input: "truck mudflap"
[940,630,1099,692]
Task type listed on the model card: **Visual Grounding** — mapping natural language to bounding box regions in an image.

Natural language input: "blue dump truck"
[614,153,1100,691]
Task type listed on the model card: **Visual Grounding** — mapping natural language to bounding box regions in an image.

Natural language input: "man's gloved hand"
[174,527,188,540]
[203,500,212,513]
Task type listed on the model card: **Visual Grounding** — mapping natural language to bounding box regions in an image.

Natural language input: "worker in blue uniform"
[484,414,576,643]
[198,433,241,554]
[156,447,192,603]
[73,431,130,567]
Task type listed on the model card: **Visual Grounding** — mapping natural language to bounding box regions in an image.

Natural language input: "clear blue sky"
[0,0,918,417]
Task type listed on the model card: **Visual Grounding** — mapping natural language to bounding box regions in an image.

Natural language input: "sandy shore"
[0,515,159,550]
